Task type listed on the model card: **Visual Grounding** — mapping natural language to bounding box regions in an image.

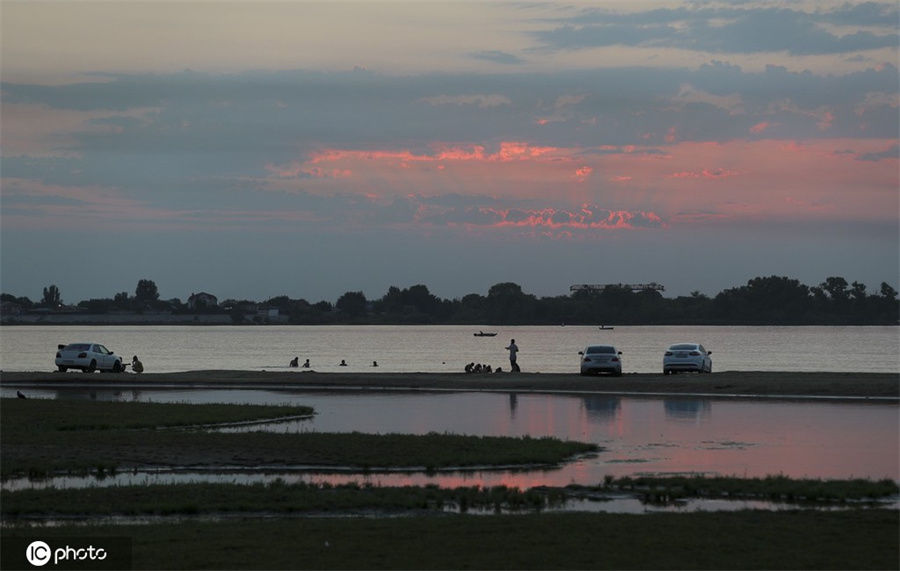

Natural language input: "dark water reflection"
[664,399,712,421]
[8,495,893,524]
[3,388,897,488]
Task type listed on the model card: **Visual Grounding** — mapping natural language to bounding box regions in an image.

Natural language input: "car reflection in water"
[664,399,712,422]
[53,389,144,402]
[583,396,622,421]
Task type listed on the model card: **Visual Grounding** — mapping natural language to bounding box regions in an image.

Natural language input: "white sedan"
[55,343,124,373]
[663,343,712,374]
[579,345,623,376]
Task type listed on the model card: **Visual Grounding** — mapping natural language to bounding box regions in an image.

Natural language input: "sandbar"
[1,370,897,399]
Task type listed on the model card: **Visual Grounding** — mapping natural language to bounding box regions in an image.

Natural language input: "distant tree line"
[1,275,897,325]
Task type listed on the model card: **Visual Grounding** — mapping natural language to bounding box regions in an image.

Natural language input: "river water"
[3,325,897,499]
[1,325,898,374]
[3,387,897,491]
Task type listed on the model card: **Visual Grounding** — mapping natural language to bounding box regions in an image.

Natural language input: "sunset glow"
[1,1,896,301]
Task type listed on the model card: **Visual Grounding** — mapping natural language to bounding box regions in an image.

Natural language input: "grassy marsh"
[0,398,597,479]
[1,481,563,516]
[2,396,898,569]
[591,474,900,503]
[3,511,897,569]
[0,398,314,431]
[4,476,895,518]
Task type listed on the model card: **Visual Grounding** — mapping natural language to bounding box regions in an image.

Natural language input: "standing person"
[505,339,520,372]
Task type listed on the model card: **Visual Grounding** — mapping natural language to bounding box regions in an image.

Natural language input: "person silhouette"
[131,355,144,373]
[289,356,299,368]
[505,340,520,372]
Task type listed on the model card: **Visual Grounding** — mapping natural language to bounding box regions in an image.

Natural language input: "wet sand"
[1,370,897,399]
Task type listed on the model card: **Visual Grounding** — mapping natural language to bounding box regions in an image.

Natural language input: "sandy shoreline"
[1,370,897,399]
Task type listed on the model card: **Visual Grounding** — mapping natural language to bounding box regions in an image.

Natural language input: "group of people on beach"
[464,338,520,374]
[285,338,521,373]
[289,357,378,368]
[464,362,501,374]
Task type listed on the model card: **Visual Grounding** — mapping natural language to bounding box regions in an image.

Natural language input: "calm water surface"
[5,325,896,494]
[4,388,896,491]
[1,325,898,373]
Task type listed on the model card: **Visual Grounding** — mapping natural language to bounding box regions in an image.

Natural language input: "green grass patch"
[3,510,897,569]
[5,476,894,518]
[1,397,312,432]
[593,474,900,503]
[2,481,564,516]
[1,398,596,479]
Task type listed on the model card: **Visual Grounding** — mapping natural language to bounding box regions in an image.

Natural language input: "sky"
[1,1,898,305]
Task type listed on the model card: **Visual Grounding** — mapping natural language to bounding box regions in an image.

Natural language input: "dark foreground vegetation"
[3,398,898,569]
[592,474,899,503]
[4,476,896,518]
[0,398,597,479]
[1,482,558,516]
[4,274,898,324]
[3,511,897,569]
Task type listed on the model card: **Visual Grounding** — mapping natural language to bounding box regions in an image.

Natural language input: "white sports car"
[55,343,124,373]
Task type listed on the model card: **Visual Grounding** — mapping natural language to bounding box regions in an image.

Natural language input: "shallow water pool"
[4,387,897,488]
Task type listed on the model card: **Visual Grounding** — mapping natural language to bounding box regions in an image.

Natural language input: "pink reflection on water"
[240,393,899,486]
[4,388,897,488]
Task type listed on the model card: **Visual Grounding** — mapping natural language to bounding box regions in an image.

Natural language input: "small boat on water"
[598,325,615,330]
[474,331,498,337]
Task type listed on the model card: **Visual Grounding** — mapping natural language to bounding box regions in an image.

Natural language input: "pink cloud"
[493,208,664,231]
[265,161,352,179]
[493,141,559,161]
[669,168,741,179]
[258,137,898,231]
[408,202,665,233]
[750,122,771,134]
[263,141,586,201]
[573,166,593,181]
[299,142,561,169]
